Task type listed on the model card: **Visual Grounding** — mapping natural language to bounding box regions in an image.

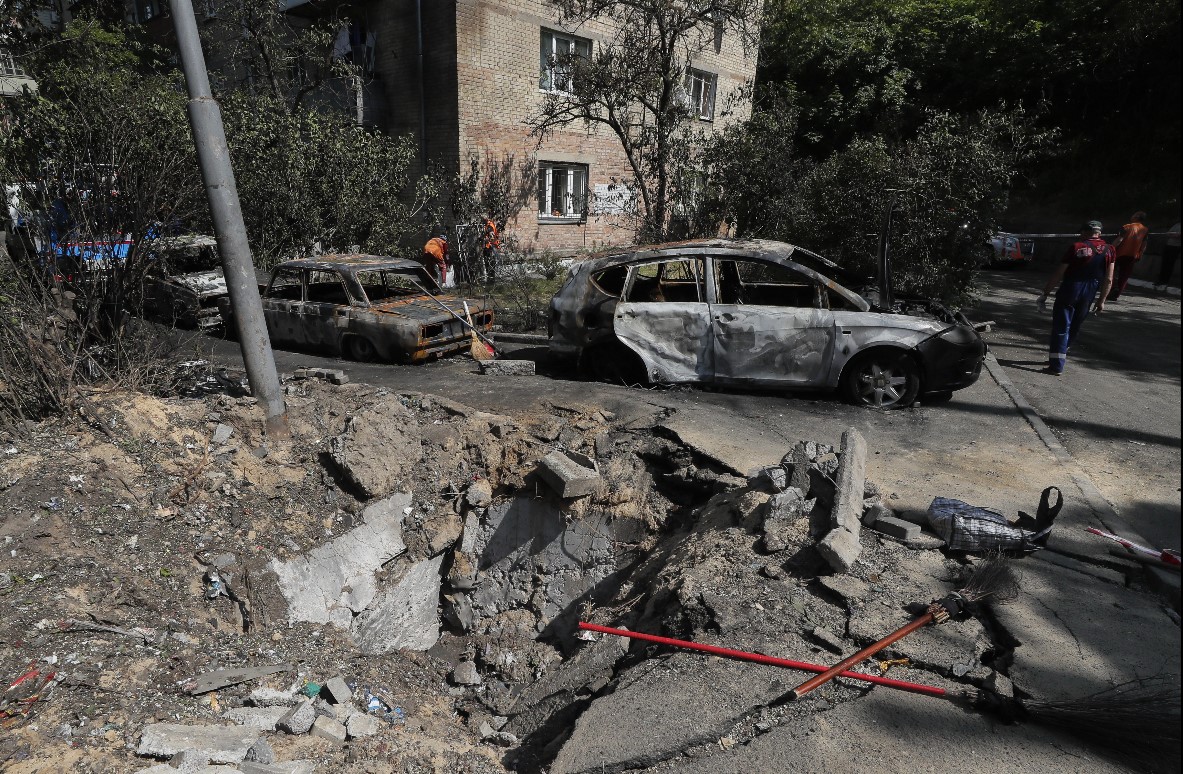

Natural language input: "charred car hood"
[368,296,491,322]
[170,269,228,298]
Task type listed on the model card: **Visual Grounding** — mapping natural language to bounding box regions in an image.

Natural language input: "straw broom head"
[955,551,1021,605]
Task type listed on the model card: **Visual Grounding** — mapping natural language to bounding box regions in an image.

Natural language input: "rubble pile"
[0,377,1173,773]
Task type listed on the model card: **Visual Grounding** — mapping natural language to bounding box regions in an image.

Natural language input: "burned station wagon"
[231,255,493,363]
[548,239,985,408]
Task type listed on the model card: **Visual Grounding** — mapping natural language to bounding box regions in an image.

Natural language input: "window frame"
[685,68,717,121]
[539,28,592,94]
[537,162,589,223]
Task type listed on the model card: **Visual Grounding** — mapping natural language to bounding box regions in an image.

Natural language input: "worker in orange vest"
[421,232,449,286]
[1108,211,1148,301]
[481,215,501,280]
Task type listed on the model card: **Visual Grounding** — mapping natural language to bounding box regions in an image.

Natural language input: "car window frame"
[710,256,825,309]
[622,257,705,303]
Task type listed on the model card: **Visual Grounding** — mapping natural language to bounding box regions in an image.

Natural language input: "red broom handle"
[788,611,935,700]
[577,621,948,698]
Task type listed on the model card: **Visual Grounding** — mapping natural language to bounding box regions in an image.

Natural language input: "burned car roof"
[276,254,426,274]
[575,238,867,285]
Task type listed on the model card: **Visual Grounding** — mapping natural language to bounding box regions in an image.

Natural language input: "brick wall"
[370,0,757,253]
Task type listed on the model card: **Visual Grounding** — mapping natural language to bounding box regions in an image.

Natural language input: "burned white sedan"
[547,239,985,409]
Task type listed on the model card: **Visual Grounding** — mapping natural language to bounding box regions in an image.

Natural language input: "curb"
[492,332,548,345]
[983,353,1180,608]
[1125,278,1181,297]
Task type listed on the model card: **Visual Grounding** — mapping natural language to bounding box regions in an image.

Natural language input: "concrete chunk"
[346,713,380,739]
[294,366,348,384]
[321,676,352,705]
[351,554,444,653]
[276,700,316,735]
[873,516,921,541]
[137,723,260,764]
[222,706,288,731]
[244,738,275,764]
[478,359,536,376]
[451,661,482,686]
[270,492,408,628]
[240,763,318,774]
[816,526,862,574]
[247,688,301,707]
[309,715,347,744]
[538,451,601,499]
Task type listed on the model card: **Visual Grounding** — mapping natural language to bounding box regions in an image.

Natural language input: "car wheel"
[841,350,920,409]
[346,336,379,362]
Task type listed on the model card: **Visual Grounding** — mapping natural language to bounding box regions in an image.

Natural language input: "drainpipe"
[416,0,427,172]
[170,0,288,437]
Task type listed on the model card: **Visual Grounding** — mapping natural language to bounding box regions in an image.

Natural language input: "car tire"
[841,350,920,409]
[346,336,379,362]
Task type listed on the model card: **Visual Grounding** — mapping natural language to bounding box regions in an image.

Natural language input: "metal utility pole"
[169,0,288,436]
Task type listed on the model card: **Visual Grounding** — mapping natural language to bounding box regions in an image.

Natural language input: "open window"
[714,259,822,307]
[267,268,304,300]
[305,270,353,305]
[355,269,428,303]
[624,258,704,303]
[540,29,592,93]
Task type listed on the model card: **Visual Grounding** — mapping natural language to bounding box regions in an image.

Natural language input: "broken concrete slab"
[211,423,233,444]
[662,681,1128,774]
[244,738,275,764]
[346,712,379,739]
[465,479,493,508]
[137,723,260,764]
[222,706,289,731]
[816,525,862,574]
[270,492,408,628]
[538,450,601,498]
[873,515,921,541]
[321,676,352,705]
[181,664,293,696]
[309,715,347,744]
[505,630,628,741]
[276,700,317,735]
[478,359,536,376]
[329,400,422,498]
[762,487,810,552]
[815,429,866,573]
[351,554,444,654]
[847,599,990,675]
[549,654,794,774]
[451,661,481,686]
[239,762,318,774]
[293,366,348,384]
[817,574,870,606]
[135,766,238,774]
[247,688,301,707]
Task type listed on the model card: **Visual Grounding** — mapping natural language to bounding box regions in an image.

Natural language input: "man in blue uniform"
[1037,220,1115,375]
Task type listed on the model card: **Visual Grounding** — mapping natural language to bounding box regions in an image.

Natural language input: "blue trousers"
[1048,280,1098,373]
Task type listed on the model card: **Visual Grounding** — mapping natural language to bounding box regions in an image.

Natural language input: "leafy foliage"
[703,94,1050,304]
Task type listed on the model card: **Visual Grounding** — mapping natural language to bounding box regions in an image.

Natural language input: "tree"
[703,97,1050,304]
[530,0,761,242]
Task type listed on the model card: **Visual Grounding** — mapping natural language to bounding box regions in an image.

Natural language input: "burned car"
[548,239,985,409]
[227,255,494,363]
[141,234,228,329]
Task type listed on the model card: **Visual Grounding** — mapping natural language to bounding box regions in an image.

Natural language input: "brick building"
[310,0,758,253]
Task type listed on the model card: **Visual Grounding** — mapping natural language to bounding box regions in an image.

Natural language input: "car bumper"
[917,328,987,393]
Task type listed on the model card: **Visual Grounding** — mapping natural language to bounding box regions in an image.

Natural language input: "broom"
[579,623,1181,772]
[788,553,1020,700]
[463,301,494,361]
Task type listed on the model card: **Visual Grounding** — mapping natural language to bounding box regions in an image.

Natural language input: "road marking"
[983,353,1179,604]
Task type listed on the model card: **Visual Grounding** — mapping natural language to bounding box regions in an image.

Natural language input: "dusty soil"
[0,364,1176,774]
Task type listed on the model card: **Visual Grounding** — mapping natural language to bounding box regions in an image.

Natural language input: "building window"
[539,29,591,93]
[685,68,716,121]
[0,51,26,78]
[133,0,166,23]
[538,163,587,220]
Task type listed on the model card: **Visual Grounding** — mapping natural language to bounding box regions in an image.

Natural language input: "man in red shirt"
[1037,220,1115,375]
[1108,211,1148,301]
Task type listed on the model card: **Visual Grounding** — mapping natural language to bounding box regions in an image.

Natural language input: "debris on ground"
[0,378,1176,774]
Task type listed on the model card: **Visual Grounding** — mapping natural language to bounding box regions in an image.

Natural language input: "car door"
[302,269,355,351]
[262,268,306,347]
[612,256,712,383]
[708,256,837,387]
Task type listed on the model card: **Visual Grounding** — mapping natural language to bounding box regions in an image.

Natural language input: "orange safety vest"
[482,219,500,251]
[423,237,448,271]
[1114,222,1148,259]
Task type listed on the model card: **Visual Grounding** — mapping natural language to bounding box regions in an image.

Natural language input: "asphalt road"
[972,268,1182,550]
[192,267,1180,553]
